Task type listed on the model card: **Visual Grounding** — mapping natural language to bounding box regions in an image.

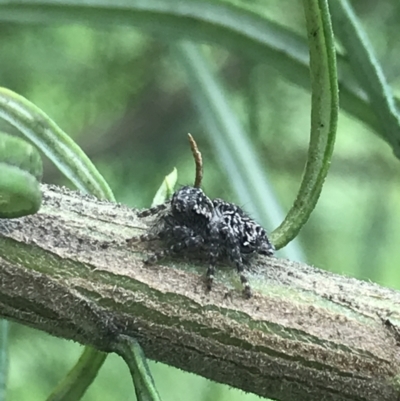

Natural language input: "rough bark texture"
[0,184,400,401]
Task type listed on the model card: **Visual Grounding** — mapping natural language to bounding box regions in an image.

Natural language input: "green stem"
[46,348,107,401]
[271,0,338,248]
[330,0,400,158]
[114,336,162,401]
[0,87,115,201]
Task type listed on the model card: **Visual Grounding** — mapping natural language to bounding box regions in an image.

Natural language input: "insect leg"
[137,201,170,217]
[226,232,252,299]
[126,232,160,245]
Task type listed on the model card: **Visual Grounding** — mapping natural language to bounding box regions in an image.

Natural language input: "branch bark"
[0,184,399,401]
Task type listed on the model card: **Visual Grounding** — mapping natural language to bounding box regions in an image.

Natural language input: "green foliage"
[151,168,178,206]
[1,0,400,401]
[0,132,42,217]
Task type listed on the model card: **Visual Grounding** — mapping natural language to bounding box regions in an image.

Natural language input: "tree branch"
[0,184,399,401]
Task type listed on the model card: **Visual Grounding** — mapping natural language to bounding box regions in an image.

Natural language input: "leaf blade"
[0,0,396,153]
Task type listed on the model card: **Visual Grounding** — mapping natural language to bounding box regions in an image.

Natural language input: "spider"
[128,186,274,298]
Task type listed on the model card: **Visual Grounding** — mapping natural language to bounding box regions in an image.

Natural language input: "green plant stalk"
[115,337,162,401]
[46,348,107,401]
[271,0,338,248]
[0,87,115,201]
[330,0,400,158]
[0,0,397,155]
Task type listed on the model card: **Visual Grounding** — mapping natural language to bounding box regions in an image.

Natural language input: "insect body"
[131,186,274,298]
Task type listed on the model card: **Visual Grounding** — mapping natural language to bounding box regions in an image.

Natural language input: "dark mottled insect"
[129,186,274,298]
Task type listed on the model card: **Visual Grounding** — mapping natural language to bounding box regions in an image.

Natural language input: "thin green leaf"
[173,41,305,261]
[272,0,338,248]
[114,336,162,401]
[151,168,178,207]
[0,0,397,154]
[330,0,400,157]
[0,88,115,201]
[272,0,339,247]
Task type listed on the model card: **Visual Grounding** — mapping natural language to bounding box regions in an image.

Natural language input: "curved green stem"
[0,87,115,201]
[114,336,162,401]
[271,0,338,248]
[46,348,107,401]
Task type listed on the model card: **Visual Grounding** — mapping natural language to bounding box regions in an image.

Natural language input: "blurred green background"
[2,0,400,400]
